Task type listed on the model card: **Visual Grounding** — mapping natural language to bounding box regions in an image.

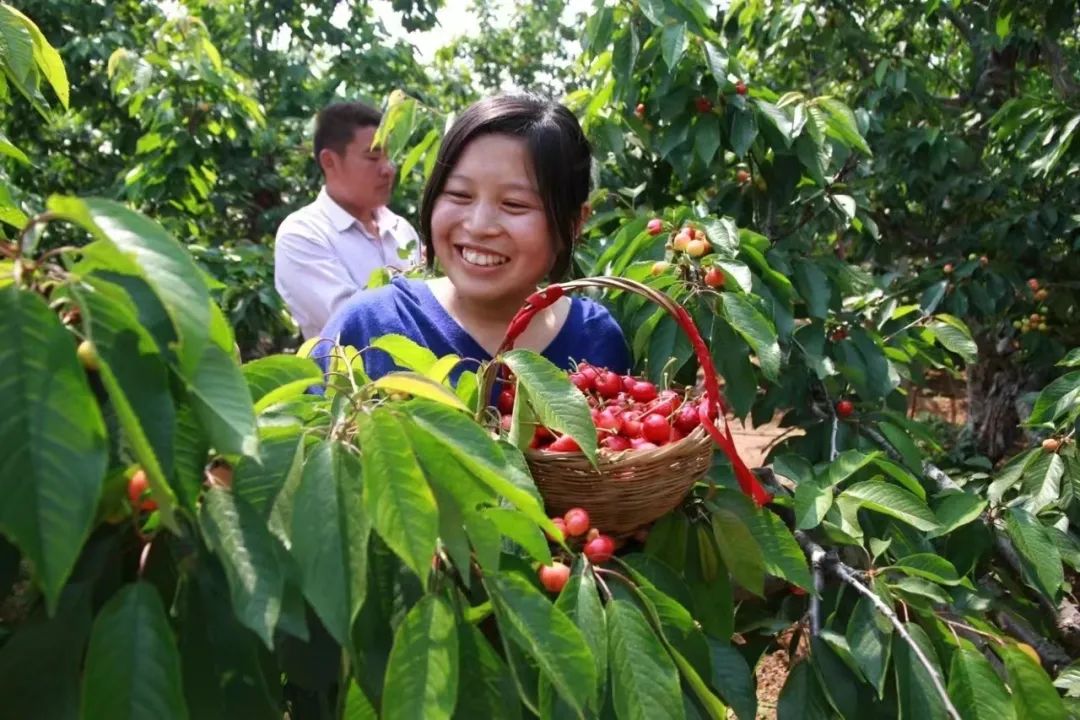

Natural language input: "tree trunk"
[966,350,1027,462]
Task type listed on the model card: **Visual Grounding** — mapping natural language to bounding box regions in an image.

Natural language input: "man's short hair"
[313,101,382,173]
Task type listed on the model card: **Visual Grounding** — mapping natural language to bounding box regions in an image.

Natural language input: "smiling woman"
[314,94,630,382]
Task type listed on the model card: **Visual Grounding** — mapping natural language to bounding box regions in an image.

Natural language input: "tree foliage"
[2,2,1080,719]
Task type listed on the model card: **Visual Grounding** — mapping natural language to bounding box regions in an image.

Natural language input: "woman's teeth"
[460,247,509,266]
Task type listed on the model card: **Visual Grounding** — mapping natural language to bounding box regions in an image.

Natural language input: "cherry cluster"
[498,363,713,454]
[538,507,616,593]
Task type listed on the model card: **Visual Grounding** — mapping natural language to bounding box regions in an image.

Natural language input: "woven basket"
[486,276,770,537]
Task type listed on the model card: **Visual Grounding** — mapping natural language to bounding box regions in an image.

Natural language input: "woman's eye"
[444,190,470,200]
[504,200,531,211]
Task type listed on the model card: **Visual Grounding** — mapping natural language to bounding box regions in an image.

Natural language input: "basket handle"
[487,276,773,507]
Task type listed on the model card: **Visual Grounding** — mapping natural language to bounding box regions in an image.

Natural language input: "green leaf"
[233,433,303,518]
[661,23,688,70]
[0,7,34,83]
[891,576,951,606]
[486,571,596,715]
[81,583,188,720]
[188,343,259,457]
[607,599,685,720]
[199,487,284,648]
[730,106,758,158]
[6,5,68,107]
[543,561,607,714]
[1058,349,1080,368]
[818,97,872,155]
[929,491,986,537]
[948,643,1015,720]
[0,581,92,718]
[242,355,322,411]
[793,260,831,319]
[894,623,946,720]
[754,99,793,146]
[343,682,377,720]
[48,197,213,374]
[694,113,722,166]
[890,554,961,585]
[840,481,941,531]
[69,277,178,521]
[795,478,833,530]
[999,644,1067,720]
[457,621,522,720]
[357,408,439,579]
[710,490,812,590]
[639,0,665,25]
[0,286,107,613]
[503,349,597,464]
[0,131,29,165]
[479,507,551,565]
[1028,371,1080,425]
[708,639,757,720]
[776,661,833,720]
[1004,508,1064,601]
[702,217,740,257]
[703,42,727,86]
[291,441,370,645]
[373,371,470,411]
[1023,452,1066,513]
[929,315,978,363]
[405,401,552,529]
[382,595,459,720]
[846,595,892,696]
[711,508,766,597]
[721,292,780,381]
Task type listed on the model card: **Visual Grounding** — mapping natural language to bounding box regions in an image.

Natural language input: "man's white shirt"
[274,187,421,339]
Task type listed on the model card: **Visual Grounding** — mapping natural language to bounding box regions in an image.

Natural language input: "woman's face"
[430,134,557,307]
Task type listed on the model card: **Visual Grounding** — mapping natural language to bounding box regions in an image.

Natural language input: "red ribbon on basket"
[498,280,773,508]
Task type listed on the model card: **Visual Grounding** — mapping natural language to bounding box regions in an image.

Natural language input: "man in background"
[274,101,420,339]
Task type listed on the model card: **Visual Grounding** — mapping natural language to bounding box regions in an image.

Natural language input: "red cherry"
[570,372,591,392]
[622,374,637,392]
[641,413,671,445]
[647,218,663,236]
[127,469,157,511]
[704,267,725,288]
[538,562,571,592]
[736,169,751,185]
[620,411,643,438]
[694,96,712,113]
[735,81,748,96]
[674,404,700,433]
[564,508,591,537]
[546,517,567,542]
[650,390,681,417]
[836,400,855,418]
[596,409,623,434]
[547,434,582,453]
[497,389,515,415]
[671,427,686,442]
[634,103,646,118]
[830,327,848,342]
[601,435,632,452]
[584,534,616,564]
[500,414,513,432]
[630,381,658,403]
[595,371,622,399]
[630,439,659,451]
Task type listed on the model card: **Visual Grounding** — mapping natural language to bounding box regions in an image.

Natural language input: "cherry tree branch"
[796,532,962,720]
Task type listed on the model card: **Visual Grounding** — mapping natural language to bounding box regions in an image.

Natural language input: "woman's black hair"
[419,94,592,281]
